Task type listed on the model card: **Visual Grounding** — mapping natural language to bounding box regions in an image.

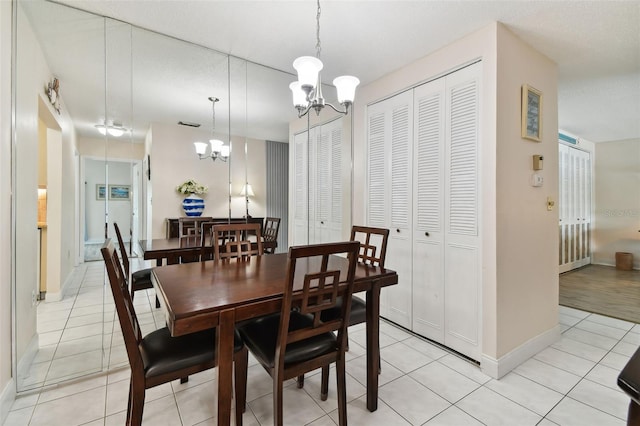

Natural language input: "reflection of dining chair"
[113,222,159,308]
[237,241,360,426]
[213,223,263,260]
[263,217,281,254]
[178,217,211,262]
[101,239,248,426]
[298,225,390,389]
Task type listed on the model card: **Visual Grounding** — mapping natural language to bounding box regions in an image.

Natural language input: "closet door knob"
[425,232,430,237]
[396,229,400,233]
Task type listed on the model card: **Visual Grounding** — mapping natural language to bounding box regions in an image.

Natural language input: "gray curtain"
[266,141,288,253]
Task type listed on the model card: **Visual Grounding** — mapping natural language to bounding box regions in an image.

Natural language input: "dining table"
[150,252,398,426]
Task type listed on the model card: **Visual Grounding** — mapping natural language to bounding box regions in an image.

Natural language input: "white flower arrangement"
[176,179,208,195]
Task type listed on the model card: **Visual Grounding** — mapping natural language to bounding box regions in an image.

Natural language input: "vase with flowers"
[176,179,208,217]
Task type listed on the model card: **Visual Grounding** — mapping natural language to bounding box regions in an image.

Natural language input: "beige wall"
[352,22,558,369]
[1,0,14,415]
[149,122,267,238]
[593,138,640,268]
[494,24,559,358]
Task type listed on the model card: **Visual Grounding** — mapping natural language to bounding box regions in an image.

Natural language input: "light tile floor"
[5,260,634,425]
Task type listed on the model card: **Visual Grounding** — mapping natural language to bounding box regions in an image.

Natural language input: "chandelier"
[289,0,360,118]
[194,97,230,162]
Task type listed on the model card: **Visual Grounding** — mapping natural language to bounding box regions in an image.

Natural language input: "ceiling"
[47,0,640,143]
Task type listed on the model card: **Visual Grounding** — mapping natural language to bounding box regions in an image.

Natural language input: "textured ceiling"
[47,0,640,143]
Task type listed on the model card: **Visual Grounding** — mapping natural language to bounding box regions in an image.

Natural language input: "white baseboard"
[45,270,75,302]
[481,325,561,379]
[0,378,16,426]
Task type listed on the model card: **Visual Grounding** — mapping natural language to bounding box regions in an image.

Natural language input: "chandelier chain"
[315,0,321,59]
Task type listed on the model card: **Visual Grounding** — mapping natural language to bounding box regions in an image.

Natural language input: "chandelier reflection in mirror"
[289,0,359,118]
[194,97,230,162]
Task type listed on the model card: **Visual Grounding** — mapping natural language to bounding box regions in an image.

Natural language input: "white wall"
[593,138,640,268]
[351,22,559,375]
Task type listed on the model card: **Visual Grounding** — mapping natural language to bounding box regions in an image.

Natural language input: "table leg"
[365,281,381,412]
[217,309,235,426]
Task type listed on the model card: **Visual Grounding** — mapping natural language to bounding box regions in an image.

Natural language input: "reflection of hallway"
[19,257,160,391]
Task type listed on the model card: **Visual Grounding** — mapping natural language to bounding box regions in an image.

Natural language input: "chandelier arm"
[324,102,349,115]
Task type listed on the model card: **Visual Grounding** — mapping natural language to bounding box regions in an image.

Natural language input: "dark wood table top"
[150,252,398,425]
[152,253,397,336]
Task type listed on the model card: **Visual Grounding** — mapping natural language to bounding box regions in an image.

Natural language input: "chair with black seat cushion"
[263,217,281,254]
[213,223,263,260]
[100,239,248,426]
[113,222,159,309]
[298,225,390,389]
[237,241,359,426]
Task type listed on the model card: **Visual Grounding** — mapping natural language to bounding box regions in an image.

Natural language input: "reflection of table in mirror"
[139,237,276,266]
[165,217,264,238]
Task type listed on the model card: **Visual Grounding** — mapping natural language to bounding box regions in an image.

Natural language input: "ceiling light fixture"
[95,121,127,137]
[194,97,230,162]
[289,0,360,118]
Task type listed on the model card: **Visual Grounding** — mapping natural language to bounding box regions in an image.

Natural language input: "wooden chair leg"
[180,377,189,384]
[320,366,330,401]
[129,380,145,426]
[235,346,248,414]
[296,374,304,389]
[628,400,640,426]
[273,377,284,426]
[336,358,347,426]
[155,295,160,309]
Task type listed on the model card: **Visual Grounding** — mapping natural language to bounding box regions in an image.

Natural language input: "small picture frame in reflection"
[96,184,106,200]
[109,185,131,201]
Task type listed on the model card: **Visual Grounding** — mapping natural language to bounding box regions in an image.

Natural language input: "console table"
[165,217,264,239]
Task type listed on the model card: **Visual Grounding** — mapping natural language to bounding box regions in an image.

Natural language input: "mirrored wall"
[13,0,349,392]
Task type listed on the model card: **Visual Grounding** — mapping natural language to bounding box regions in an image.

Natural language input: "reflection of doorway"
[82,157,141,261]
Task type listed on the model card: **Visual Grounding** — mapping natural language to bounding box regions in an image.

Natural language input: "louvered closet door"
[293,130,310,245]
[559,144,591,272]
[412,78,446,341]
[314,124,331,243]
[319,118,343,243]
[443,62,481,360]
[367,90,414,327]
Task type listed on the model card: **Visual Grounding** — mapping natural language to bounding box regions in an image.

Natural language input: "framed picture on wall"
[96,184,106,200]
[521,84,542,142]
[109,185,131,201]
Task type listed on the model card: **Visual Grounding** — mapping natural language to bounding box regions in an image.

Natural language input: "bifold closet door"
[367,90,414,328]
[559,144,591,272]
[442,63,481,360]
[412,78,446,342]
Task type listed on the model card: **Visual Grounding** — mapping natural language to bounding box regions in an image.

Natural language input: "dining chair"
[199,220,226,261]
[237,241,360,426]
[101,239,248,426]
[298,225,390,389]
[263,217,281,254]
[213,223,263,260]
[113,222,160,308]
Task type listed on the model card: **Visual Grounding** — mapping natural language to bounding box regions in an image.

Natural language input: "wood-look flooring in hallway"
[560,264,640,323]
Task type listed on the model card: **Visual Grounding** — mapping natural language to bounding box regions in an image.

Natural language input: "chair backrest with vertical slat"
[263,217,281,254]
[101,239,143,370]
[213,223,263,260]
[350,226,390,268]
[276,241,359,366]
[113,222,130,278]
